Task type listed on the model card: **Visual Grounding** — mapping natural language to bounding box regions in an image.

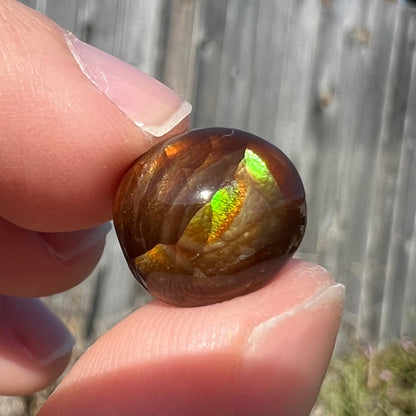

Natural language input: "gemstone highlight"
[113,128,306,306]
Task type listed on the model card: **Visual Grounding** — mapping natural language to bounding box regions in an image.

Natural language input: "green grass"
[313,339,416,416]
[8,338,416,415]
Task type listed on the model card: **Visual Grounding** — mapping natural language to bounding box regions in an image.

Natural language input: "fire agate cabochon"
[113,128,306,306]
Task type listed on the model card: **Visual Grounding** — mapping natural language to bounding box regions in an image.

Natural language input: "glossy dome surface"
[113,128,306,306]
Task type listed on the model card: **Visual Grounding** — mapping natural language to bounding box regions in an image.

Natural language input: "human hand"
[0,2,344,415]
[0,0,189,396]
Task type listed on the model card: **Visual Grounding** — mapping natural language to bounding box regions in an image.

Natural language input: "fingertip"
[38,261,343,416]
[0,0,191,232]
[39,222,112,261]
[64,32,191,139]
[0,296,74,396]
[234,282,344,416]
[0,352,73,397]
[0,218,108,297]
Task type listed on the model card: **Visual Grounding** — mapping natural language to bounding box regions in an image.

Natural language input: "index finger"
[0,0,190,232]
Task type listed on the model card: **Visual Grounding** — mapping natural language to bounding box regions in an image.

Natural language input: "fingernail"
[242,283,345,360]
[3,296,75,366]
[39,222,112,261]
[234,284,344,415]
[64,32,192,138]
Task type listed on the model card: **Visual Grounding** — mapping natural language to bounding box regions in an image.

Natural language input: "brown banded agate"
[113,128,306,306]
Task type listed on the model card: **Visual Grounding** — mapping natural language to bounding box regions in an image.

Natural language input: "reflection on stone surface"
[113,128,306,306]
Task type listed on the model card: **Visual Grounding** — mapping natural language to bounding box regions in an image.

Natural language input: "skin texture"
[0,0,189,393]
[0,1,345,414]
[0,0,188,297]
[37,261,344,416]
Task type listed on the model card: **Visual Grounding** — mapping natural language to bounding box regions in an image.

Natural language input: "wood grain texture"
[4,0,416,411]
[19,0,416,347]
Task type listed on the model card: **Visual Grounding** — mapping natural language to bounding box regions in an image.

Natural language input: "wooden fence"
[19,0,416,358]
[2,0,416,414]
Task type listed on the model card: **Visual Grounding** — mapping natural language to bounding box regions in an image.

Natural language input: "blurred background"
[2,0,416,414]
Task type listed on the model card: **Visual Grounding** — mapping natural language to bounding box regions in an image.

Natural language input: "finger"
[0,217,109,297]
[0,0,189,297]
[0,295,74,396]
[0,0,190,232]
[38,260,344,416]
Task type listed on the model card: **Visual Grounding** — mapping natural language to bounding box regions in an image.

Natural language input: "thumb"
[38,261,344,416]
[0,0,190,232]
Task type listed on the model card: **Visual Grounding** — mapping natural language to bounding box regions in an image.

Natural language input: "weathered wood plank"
[3,0,416,413]
[214,0,259,129]
[391,11,416,340]
[191,0,229,127]
[13,0,416,351]
[162,0,198,98]
[358,2,412,342]
[298,0,346,261]
[378,7,416,343]
[247,1,292,141]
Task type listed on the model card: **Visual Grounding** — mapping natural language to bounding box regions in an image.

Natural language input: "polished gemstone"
[113,128,306,306]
